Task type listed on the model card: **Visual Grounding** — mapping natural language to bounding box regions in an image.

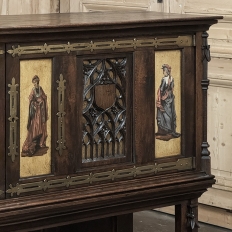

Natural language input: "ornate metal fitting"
[6,157,194,196]
[202,32,211,62]
[8,77,19,162]
[187,205,200,230]
[56,74,67,155]
[7,35,194,57]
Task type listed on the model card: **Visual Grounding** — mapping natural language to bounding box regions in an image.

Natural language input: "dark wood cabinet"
[0,11,222,232]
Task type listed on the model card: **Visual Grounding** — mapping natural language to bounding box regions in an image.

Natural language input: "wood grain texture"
[53,56,78,176]
[134,49,155,164]
[0,11,222,33]
[0,171,214,231]
[182,47,195,158]
[175,201,189,232]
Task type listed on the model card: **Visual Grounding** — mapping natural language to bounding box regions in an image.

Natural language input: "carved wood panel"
[82,58,127,163]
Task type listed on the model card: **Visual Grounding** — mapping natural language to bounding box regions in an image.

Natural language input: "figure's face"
[163,68,169,77]
[33,80,39,88]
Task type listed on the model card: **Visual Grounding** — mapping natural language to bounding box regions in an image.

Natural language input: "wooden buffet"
[0,11,222,232]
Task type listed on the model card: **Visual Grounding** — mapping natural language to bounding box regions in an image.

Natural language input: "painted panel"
[20,59,52,178]
[155,50,181,158]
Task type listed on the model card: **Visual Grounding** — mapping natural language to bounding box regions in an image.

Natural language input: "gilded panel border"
[7,35,194,57]
[6,157,194,196]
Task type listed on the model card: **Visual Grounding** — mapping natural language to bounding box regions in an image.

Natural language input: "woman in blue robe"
[156,64,181,141]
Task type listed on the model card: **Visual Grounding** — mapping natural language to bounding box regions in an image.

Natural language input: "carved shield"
[95,84,116,110]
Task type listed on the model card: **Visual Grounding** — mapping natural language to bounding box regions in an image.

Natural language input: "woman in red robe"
[21,75,48,156]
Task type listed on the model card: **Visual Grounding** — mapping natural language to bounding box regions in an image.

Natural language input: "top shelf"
[0,11,223,34]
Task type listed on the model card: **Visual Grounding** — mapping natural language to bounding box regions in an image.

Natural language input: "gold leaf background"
[20,59,52,178]
[155,50,181,158]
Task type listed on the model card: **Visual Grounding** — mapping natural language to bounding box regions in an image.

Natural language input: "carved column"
[201,32,211,175]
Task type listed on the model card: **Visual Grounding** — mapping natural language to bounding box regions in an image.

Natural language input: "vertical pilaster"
[201,32,211,175]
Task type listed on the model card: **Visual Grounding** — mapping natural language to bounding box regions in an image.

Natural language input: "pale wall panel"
[80,2,149,12]
[125,0,149,4]
[209,57,232,81]
[208,85,232,172]
[69,0,81,12]
[0,0,59,15]
[185,0,232,16]
[0,0,7,14]
[8,0,23,15]
[60,0,70,13]
[169,0,185,14]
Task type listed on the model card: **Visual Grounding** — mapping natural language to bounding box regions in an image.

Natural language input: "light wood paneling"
[0,0,59,15]
[60,0,70,13]
[185,0,232,16]
[79,0,150,12]
[69,0,80,12]
[0,0,184,15]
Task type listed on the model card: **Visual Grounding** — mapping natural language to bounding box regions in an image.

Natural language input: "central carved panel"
[82,58,127,162]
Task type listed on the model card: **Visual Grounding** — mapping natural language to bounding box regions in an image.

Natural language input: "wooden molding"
[0,172,215,231]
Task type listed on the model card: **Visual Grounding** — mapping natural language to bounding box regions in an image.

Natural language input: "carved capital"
[202,32,211,62]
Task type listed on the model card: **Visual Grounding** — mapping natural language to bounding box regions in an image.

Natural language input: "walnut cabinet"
[0,11,222,232]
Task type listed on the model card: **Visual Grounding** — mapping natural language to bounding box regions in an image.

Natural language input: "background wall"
[0,0,231,229]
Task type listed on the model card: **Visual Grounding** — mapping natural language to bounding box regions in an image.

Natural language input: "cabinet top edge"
[0,11,223,34]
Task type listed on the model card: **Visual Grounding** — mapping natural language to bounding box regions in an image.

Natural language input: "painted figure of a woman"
[156,64,181,141]
[21,75,48,156]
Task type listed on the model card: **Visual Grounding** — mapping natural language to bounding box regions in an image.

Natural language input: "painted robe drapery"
[156,73,180,141]
[21,86,48,156]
